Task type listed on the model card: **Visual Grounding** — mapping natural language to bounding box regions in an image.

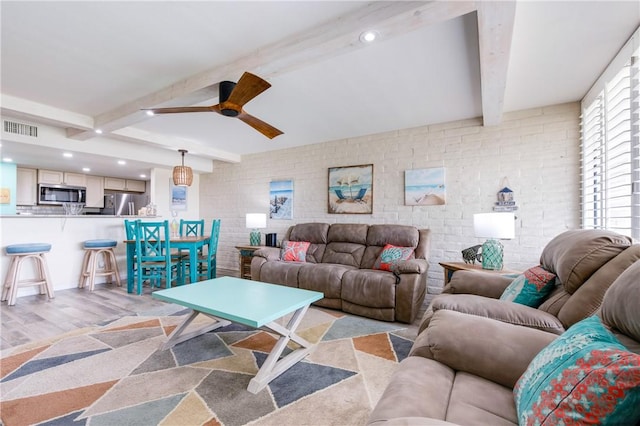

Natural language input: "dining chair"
[194,219,221,280]
[134,220,183,294]
[179,219,205,237]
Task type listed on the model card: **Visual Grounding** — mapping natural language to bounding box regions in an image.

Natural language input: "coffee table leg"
[160,310,231,351]
[247,304,315,394]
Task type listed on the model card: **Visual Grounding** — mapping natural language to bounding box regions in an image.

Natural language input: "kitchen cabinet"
[85,175,104,208]
[16,168,37,206]
[38,170,87,187]
[104,177,146,192]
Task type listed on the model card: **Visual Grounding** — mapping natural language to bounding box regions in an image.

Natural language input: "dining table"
[123,235,210,294]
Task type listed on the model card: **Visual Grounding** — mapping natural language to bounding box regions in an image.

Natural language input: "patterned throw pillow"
[281,240,311,262]
[373,244,414,271]
[514,316,640,425]
[500,265,556,307]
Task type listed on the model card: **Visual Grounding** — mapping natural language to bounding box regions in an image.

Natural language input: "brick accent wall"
[200,102,580,293]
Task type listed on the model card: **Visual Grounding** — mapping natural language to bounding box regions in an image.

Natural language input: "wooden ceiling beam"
[477,1,517,126]
[67,1,477,141]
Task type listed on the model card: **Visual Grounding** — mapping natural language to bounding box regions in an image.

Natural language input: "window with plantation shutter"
[581,28,640,240]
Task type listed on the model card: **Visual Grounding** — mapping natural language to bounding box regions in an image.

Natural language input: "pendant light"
[172,149,193,186]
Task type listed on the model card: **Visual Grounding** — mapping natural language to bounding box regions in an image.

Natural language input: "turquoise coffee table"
[152,277,324,394]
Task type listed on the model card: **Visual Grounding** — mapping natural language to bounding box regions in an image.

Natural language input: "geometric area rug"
[0,307,413,426]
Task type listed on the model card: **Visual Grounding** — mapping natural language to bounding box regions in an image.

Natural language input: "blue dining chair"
[185,219,221,282]
[134,220,183,294]
[179,219,205,237]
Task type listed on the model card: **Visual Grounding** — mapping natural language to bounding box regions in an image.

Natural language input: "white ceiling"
[1,1,638,180]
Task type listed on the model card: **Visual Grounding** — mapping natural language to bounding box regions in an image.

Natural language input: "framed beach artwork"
[405,167,446,206]
[328,164,373,214]
[270,179,293,220]
[170,183,188,210]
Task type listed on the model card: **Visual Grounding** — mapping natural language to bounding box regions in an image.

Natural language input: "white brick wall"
[200,102,581,293]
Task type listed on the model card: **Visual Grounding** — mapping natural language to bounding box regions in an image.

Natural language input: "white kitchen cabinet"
[38,169,87,187]
[85,175,105,208]
[104,177,146,192]
[16,168,37,206]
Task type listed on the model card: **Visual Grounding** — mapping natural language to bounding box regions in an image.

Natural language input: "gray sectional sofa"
[250,222,431,323]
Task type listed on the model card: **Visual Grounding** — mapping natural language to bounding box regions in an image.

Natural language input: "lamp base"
[249,230,261,246]
[481,239,503,270]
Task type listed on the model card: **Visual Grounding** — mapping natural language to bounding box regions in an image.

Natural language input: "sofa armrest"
[410,310,557,388]
[394,258,428,274]
[443,270,515,299]
[253,247,281,261]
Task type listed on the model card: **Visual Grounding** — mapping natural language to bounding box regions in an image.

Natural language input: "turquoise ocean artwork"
[270,179,293,219]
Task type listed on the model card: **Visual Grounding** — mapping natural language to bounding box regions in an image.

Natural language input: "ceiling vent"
[3,120,38,137]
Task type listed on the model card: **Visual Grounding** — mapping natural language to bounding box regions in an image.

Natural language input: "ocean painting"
[270,179,293,219]
[328,164,373,214]
[405,167,446,206]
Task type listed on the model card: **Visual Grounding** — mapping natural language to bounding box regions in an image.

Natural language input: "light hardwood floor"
[1,270,433,352]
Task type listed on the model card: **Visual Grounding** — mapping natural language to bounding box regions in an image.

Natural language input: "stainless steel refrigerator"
[101,192,149,216]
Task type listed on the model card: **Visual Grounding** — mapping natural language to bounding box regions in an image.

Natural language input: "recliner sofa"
[250,222,430,323]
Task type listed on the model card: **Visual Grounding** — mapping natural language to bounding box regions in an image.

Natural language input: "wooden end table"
[235,245,267,279]
[439,261,522,285]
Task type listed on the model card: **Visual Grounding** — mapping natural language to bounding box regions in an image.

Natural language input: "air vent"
[3,120,38,137]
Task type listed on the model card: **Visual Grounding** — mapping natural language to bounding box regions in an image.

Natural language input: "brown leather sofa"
[250,222,430,323]
[418,229,639,335]
[368,259,640,425]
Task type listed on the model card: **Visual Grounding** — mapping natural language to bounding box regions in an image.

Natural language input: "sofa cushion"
[297,263,355,300]
[287,222,329,263]
[599,258,640,343]
[373,244,415,271]
[361,224,421,269]
[499,265,556,307]
[539,229,631,294]
[281,240,310,262]
[515,316,640,425]
[342,269,396,309]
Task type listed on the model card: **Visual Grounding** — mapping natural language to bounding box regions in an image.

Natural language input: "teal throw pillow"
[514,315,640,425]
[500,265,556,307]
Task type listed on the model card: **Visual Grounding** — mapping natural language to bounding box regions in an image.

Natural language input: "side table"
[439,261,521,285]
[235,245,266,279]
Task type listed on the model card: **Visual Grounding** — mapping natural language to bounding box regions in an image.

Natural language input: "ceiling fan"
[142,72,283,139]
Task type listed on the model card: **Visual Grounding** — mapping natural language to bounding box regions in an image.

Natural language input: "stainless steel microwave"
[38,184,86,205]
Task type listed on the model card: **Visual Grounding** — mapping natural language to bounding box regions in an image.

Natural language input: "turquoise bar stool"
[2,243,54,306]
[79,239,122,292]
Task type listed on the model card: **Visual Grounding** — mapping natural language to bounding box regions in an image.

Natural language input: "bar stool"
[78,239,122,291]
[2,243,54,306]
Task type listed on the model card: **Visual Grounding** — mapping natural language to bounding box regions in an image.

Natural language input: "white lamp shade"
[246,213,267,229]
[473,212,515,239]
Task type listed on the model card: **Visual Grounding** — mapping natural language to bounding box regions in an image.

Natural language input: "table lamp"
[246,213,267,246]
[473,212,515,270]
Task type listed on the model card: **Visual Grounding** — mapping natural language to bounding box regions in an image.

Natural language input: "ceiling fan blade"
[237,111,283,139]
[227,72,271,107]
[144,106,214,114]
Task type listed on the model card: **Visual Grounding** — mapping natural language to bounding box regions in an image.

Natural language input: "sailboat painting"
[405,167,446,206]
[270,179,293,220]
[328,164,373,214]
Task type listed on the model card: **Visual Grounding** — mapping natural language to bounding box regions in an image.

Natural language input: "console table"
[439,261,522,285]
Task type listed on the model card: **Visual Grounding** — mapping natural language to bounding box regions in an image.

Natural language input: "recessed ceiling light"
[140,174,147,178]
[359,30,379,43]
[95,129,103,134]
[3,157,13,162]
[118,160,126,165]
[63,152,73,158]
[146,111,154,116]
[82,167,90,172]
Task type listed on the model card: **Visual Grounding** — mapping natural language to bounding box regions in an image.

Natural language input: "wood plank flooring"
[1,269,433,353]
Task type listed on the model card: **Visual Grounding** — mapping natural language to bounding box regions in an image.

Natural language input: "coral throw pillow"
[500,265,556,307]
[374,244,414,271]
[514,316,640,425]
[281,241,311,262]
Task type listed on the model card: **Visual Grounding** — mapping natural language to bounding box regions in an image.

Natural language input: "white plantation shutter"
[581,28,640,240]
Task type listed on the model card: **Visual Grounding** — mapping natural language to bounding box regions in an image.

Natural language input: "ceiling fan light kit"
[172,149,193,187]
[142,72,283,139]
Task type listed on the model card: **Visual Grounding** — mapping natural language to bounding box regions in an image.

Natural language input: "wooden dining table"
[123,235,210,294]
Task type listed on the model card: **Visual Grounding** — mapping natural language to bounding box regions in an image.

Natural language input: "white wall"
[150,167,201,222]
[200,103,581,293]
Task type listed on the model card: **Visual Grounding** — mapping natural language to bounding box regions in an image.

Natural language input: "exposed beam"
[67,1,477,141]
[477,1,516,126]
[1,94,94,130]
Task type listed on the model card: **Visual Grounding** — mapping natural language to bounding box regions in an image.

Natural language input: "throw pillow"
[373,244,414,271]
[281,240,311,262]
[514,315,640,425]
[500,265,556,307]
